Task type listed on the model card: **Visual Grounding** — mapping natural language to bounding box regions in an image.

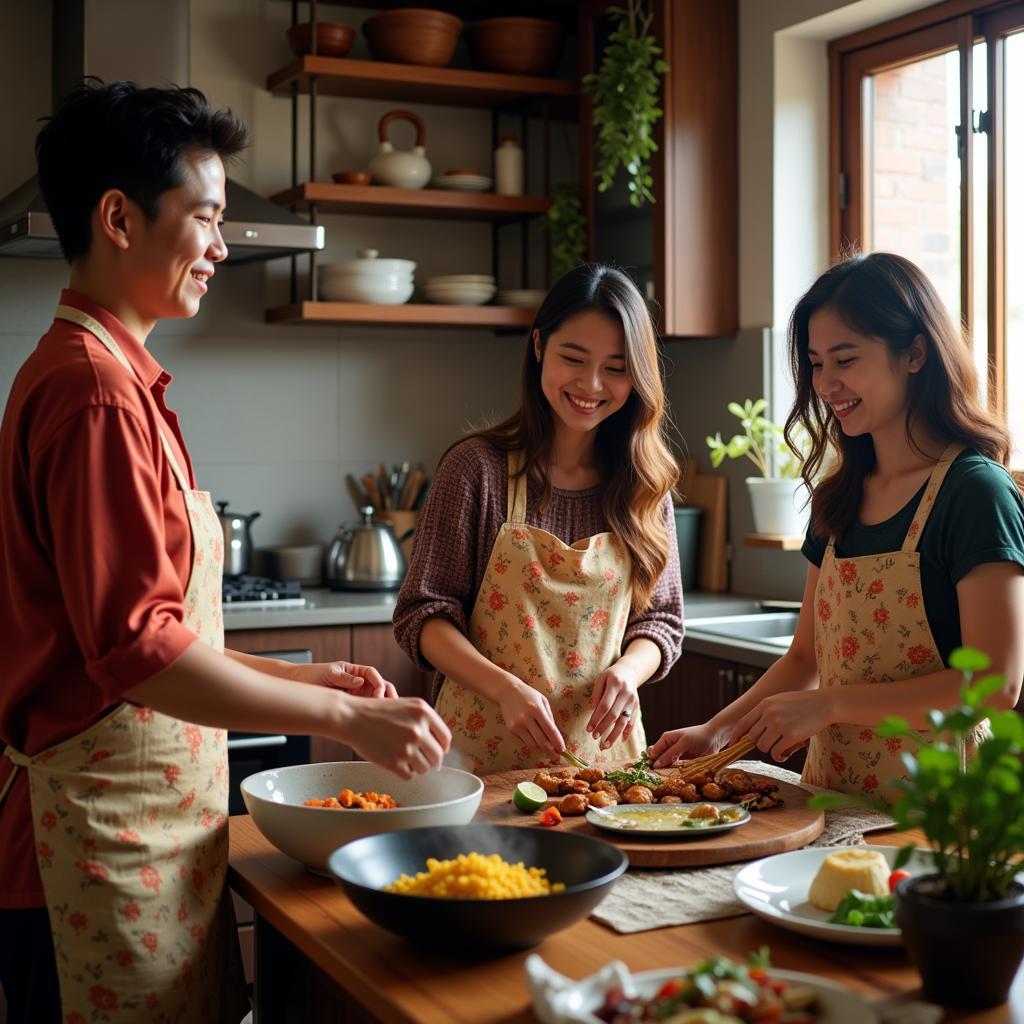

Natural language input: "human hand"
[729,690,830,761]
[498,679,565,755]
[647,721,724,768]
[586,662,640,749]
[344,695,451,779]
[291,660,398,699]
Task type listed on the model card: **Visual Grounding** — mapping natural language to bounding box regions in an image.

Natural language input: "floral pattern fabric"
[802,445,973,806]
[1,306,246,1023]
[435,453,646,773]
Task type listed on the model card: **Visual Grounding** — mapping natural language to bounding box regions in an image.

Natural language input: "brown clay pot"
[363,8,463,68]
[466,18,564,77]
[286,21,355,58]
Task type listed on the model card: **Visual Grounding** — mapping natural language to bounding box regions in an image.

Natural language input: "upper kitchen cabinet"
[581,0,738,339]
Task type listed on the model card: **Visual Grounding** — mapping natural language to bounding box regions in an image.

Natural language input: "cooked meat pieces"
[558,778,592,795]
[715,768,757,792]
[588,790,618,808]
[653,779,696,800]
[658,795,683,804]
[738,790,784,810]
[623,785,654,804]
[575,767,605,784]
[532,772,562,796]
[681,770,714,788]
[690,803,720,820]
[558,793,590,816]
[591,779,618,795]
[699,782,728,800]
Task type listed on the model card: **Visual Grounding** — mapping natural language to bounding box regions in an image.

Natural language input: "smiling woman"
[394,265,684,776]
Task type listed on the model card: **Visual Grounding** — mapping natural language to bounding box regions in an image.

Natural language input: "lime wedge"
[513,781,548,813]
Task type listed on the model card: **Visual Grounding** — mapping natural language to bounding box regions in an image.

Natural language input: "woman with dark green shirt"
[651,253,1024,803]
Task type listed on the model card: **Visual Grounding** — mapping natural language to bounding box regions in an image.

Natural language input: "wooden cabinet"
[580,0,738,338]
[226,622,431,763]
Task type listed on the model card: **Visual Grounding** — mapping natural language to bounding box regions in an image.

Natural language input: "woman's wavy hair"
[786,251,1010,538]
[457,264,678,611]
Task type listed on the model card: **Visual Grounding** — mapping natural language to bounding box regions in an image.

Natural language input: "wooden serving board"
[477,768,824,868]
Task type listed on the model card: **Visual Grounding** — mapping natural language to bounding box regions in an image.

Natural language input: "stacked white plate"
[434,174,493,192]
[423,274,496,306]
[318,249,415,305]
[497,288,545,308]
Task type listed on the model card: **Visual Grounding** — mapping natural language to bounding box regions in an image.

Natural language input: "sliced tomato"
[656,979,682,999]
[538,806,562,827]
[889,869,911,892]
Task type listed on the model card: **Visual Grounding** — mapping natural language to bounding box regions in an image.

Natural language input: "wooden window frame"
[829,0,1024,424]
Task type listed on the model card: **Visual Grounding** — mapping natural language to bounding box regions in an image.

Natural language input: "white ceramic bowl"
[240,762,484,874]
[319,271,414,305]
[423,284,496,306]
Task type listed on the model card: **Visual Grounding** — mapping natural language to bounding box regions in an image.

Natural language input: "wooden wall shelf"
[265,302,536,329]
[266,56,578,108]
[272,183,550,221]
[743,533,804,551]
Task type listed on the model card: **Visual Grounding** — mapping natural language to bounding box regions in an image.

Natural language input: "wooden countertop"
[228,814,1023,1023]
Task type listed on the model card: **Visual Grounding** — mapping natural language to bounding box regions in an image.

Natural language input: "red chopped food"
[538,806,563,827]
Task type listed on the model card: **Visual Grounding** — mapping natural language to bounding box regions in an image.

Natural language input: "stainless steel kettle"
[325,507,408,590]
[215,501,261,577]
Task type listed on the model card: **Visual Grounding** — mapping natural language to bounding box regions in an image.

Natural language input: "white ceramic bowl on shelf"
[318,249,415,305]
[240,761,484,874]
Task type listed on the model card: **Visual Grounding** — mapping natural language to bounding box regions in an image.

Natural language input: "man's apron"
[0,305,247,1022]
[802,443,986,805]
[435,452,647,773]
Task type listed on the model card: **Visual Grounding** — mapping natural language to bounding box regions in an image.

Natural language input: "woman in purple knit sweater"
[394,265,684,774]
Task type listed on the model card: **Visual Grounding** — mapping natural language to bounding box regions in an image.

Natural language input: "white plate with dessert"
[732,845,934,947]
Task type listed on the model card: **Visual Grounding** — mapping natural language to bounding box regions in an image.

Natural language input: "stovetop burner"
[223,575,306,609]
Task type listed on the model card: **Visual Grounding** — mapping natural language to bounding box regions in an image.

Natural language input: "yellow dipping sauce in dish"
[594,803,747,832]
[385,852,566,899]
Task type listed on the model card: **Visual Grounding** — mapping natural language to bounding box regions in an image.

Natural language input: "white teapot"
[368,110,431,190]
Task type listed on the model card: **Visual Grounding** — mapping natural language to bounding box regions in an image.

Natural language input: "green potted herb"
[545,182,587,283]
[811,647,1024,1008]
[706,399,808,536]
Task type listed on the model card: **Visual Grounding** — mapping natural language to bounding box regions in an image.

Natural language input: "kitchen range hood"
[0,0,323,264]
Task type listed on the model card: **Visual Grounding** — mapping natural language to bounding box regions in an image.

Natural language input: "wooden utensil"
[675,736,757,782]
[345,473,366,510]
[399,467,427,510]
[478,767,823,868]
[678,457,698,503]
[687,471,728,591]
[377,463,391,510]
[361,473,381,510]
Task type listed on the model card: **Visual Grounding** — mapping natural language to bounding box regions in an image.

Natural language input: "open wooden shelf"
[271,183,550,221]
[266,302,536,329]
[743,533,804,551]
[266,56,578,107]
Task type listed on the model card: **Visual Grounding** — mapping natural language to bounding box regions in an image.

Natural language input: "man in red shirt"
[0,81,450,1023]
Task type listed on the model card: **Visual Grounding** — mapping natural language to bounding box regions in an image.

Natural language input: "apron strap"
[55,305,193,493]
[901,443,965,553]
[0,746,31,807]
[506,451,528,525]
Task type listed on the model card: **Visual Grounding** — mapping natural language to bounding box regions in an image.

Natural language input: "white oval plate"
[585,801,751,838]
[733,844,934,947]
[528,958,878,1024]
[435,174,494,192]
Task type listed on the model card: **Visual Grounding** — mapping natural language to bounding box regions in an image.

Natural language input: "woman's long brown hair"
[786,252,1011,539]
[453,264,678,611]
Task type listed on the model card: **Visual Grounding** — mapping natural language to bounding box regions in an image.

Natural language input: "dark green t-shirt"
[802,451,1024,665]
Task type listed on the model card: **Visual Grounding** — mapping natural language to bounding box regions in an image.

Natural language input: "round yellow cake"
[808,849,889,912]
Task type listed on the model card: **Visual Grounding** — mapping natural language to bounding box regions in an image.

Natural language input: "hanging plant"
[583,0,668,208]
[546,182,587,281]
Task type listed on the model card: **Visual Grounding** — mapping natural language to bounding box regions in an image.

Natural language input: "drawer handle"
[227,735,288,751]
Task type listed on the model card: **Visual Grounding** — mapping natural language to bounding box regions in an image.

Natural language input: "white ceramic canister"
[494,132,524,196]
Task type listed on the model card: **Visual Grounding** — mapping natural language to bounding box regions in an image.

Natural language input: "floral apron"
[802,443,985,806]
[435,452,647,773]
[0,305,247,1023]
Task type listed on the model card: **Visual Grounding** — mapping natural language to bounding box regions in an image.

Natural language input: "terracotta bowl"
[467,17,564,77]
[363,8,463,67]
[332,171,371,186]
[286,21,355,58]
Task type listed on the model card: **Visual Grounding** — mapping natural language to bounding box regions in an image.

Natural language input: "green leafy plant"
[705,399,803,480]
[583,0,668,208]
[810,647,1024,903]
[545,182,587,281]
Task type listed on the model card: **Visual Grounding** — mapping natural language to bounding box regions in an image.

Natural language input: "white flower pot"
[745,477,809,537]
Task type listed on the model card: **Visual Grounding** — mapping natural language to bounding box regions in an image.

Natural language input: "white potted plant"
[706,399,808,537]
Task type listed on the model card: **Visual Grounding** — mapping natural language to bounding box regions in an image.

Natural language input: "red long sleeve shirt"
[0,291,199,907]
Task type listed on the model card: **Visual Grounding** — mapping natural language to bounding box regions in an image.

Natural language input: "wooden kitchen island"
[228,815,1023,1023]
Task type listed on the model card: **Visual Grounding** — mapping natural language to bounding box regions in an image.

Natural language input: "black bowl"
[328,823,627,953]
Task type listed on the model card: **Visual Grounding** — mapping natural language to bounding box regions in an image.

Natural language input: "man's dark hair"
[36,79,250,263]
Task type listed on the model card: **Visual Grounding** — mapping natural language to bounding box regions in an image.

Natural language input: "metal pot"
[325,507,409,590]
[216,501,261,577]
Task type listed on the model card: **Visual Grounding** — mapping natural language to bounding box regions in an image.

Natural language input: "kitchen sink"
[687,611,800,649]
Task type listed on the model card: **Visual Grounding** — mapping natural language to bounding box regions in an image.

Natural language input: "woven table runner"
[590,761,896,934]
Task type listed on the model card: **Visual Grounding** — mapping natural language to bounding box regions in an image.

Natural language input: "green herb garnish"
[602,750,664,789]
[829,890,895,929]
